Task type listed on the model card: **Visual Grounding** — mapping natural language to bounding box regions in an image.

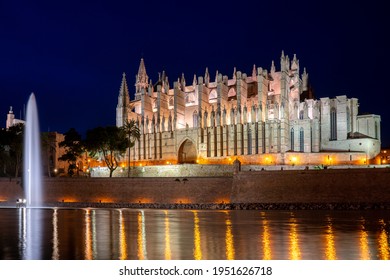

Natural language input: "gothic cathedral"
[116,52,381,166]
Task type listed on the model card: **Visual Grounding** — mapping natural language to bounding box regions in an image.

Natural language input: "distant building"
[6,106,25,129]
[3,107,70,176]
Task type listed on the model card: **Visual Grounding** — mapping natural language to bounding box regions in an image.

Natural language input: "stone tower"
[116,73,131,127]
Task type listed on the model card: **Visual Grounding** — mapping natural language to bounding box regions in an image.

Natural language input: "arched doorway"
[178,139,197,163]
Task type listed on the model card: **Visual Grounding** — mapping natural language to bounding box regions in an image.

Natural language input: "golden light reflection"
[193,211,202,260]
[359,218,371,260]
[137,211,147,260]
[377,219,389,260]
[84,209,93,260]
[260,212,272,260]
[119,210,127,260]
[324,217,337,260]
[52,208,59,260]
[225,211,235,260]
[289,217,301,260]
[164,210,171,260]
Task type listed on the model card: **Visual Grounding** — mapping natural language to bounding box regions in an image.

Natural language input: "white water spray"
[23,93,42,207]
[22,93,43,259]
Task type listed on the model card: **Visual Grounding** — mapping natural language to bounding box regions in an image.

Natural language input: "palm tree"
[122,119,140,177]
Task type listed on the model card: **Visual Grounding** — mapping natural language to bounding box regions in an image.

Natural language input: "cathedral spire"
[116,72,131,127]
[135,58,149,93]
[119,72,130,100]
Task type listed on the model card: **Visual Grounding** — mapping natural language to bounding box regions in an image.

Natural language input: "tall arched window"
[193,110,198,128]
[330,107,337,140]
[375,121,378,139]
[290,128,294,151]
[209,89,217,103]
[248,128,252,155]
[299,127,304,152]
[299,110,304,120]
[346,107,351,134]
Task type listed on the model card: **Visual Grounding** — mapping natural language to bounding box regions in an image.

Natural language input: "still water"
[0,208,389,260]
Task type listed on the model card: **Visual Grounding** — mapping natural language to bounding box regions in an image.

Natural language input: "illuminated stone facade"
[116,52,381,166]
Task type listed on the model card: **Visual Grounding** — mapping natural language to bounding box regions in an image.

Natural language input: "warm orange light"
[291,157,297,164]
[139,163,142,166]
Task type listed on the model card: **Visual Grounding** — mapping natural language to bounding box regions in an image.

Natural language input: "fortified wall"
[1,168,390,208]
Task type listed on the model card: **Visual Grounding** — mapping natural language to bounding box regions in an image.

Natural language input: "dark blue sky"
[1,0,389,146]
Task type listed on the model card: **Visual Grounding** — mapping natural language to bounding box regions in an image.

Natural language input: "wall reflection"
[359,218,371,260]
[260,212,272,260]
[324,217,337,260]
[137,211,147,260]
[377,219,389,260]
[9,209,390,260]
[164,210,171,260]
[193,211,202,260]
[118,210,127,260]
[225,211,235,260]
[289,216,301,260]
[84,209,93,260]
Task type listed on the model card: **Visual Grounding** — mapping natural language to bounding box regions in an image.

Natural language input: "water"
[23,93,42,207]
[0,208,389,260]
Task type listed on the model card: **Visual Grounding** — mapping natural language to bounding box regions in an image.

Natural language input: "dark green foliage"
[58,128,84,176]
[84,126,127,177]
[0,123,24,177]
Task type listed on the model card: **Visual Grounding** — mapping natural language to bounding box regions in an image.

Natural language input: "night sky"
[1,0,389,146]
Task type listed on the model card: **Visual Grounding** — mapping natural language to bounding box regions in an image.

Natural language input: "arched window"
[152,100,158,112]
[299,110,304,120]
[299,127,304,152]
[168,97,174,109]
[193,110,198,128]
[346,107,351,133]
[375,121,378,139]
[228,88,236,97]
[209,89,217,103]
[248,128,252,155]
[290,128,294,151]
[330,107,337,140]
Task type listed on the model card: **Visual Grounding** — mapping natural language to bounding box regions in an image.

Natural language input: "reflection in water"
[325,217,337,260]
[289,216,301,260]
[18,208,27,258]
[164,210,171,260]
[225,211,235,260]
[378,219,389,260]
[260,212,272,260]
[359,218,371,260]
[52,209,59,260]
[193,211,202,260]
[119,210,127,260]
[84,209,93,260]
[137,211,147,260]
[5,209,390,260]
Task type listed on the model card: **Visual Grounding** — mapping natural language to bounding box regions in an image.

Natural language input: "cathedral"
[116,52,381,166]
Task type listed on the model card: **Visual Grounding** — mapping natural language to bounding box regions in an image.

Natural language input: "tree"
[0,124,24,177]
[122,119,140,177]
[84,126,127,177]
[58,128,84,177]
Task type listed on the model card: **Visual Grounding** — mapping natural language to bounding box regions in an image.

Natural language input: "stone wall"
[231,168,390,203]
[1,168,390,207]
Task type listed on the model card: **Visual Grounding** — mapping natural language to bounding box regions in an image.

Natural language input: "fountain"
[23,93,43,207]
[22,93,43,259]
